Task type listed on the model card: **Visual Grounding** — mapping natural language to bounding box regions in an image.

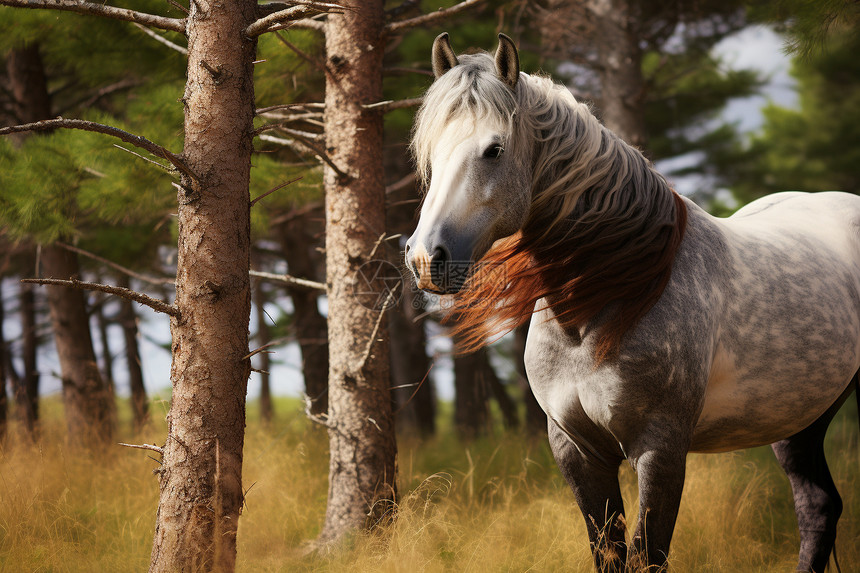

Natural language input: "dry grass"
[0,395,857,572]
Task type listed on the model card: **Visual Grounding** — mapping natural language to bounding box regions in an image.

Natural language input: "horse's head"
[405,33,531,293]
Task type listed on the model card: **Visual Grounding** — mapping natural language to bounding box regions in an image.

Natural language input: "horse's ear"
[432,32,459,79]
[495,33,519,89]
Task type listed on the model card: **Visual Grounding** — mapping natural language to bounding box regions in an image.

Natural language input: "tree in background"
[532,0,760,171]
[704,29,860,211]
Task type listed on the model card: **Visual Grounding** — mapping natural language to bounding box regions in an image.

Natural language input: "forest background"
[0,0,858,571]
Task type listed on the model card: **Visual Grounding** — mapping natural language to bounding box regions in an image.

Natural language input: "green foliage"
[750,0,860,57]
[645,50,762,162]
[708,30,860,208]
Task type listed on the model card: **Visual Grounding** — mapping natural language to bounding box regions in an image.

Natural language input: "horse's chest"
[524,311,635,453]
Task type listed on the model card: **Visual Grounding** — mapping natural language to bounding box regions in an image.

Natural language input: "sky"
[3,25,799,404]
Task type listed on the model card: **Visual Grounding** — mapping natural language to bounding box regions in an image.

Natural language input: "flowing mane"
[412,53,687,361]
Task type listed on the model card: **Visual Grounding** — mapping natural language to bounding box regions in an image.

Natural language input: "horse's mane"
[412,54,687,362]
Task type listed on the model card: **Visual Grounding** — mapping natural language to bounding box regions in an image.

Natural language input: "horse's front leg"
[629,448,687,571]
[548,423,628,573]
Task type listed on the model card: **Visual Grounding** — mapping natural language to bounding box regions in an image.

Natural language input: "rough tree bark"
[149,0,257,570]
[117,276,148,432]
[318,0,398,543]
[276,218,329,416]
[41,244,114,445]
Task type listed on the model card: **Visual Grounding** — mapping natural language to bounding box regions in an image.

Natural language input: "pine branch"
[0,0,186,33]
[0,118,195,180]
[20,277,179,317]
[249,269,325,292]
[246,1,343,37]
[386,0,489,33]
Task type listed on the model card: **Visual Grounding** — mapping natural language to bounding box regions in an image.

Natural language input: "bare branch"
[256,102,325,115]
[56,242,175,286]
[257,133,305,153]
[0,118,195,180]
[387,0,489,33]
[383,66,434,77]
[249,269,325,292]
[112,144,177,176]
[20,277,179,317]
[57,78,142,115]
[250,175,303,207]
[273,31,328,74]
[246,2,343,37]
[133,23,188,55]
[353,283,399,378]
[0,0,186,33]
[363,97,423,113]
[385,172,416,195]
[118,442,165,455]
[255,126,347,179]
[286,18,325,31]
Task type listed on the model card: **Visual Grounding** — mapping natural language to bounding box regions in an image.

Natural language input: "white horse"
[405,33,858,572]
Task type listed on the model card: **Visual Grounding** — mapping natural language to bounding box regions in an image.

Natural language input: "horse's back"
[690,191,860,452]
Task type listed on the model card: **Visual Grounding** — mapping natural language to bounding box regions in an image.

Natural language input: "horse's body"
[529,192,860,459]
[406,34,857,572]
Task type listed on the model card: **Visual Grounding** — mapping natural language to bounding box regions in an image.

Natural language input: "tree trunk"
[94,292,115,391]
[452,338,491,440]
[118,276,148,432]
[6,45,51,439]
[485,355,518,431]
[93,291,118,429]
[587,0,647,148]
[41,244,114,446]
[276,218,328,416]
[513,324,547,436]
[253,281,273,424]
[6,43,52,127]
[389,285,435,437]
[318,0,398,543]
[16,282,39,437]
[149,1,256,570]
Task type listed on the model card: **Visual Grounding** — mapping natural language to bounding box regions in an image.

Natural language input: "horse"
[404,33,859,572]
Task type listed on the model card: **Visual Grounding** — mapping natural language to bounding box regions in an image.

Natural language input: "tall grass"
[0,395,857,572]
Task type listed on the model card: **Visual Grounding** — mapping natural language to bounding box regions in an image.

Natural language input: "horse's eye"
[482,143,504,159]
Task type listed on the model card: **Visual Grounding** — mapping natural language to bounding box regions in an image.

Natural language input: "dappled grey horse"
[405,33,858,572]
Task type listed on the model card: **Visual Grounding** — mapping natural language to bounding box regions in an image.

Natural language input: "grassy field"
[0,394,857,572]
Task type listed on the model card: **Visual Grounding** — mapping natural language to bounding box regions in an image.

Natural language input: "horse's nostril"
[430,246,449,290]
